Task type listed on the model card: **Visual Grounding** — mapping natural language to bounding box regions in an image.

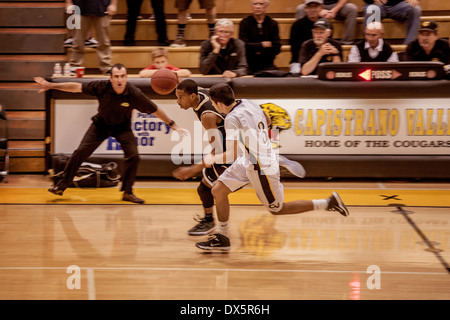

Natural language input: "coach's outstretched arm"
[34,77,82,93]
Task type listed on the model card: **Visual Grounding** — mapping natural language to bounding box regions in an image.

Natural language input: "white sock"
[312,199,329,211]
[218,221,229,238]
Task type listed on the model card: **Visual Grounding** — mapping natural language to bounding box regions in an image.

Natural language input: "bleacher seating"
[0,0,449,173]
[73,0,450,73]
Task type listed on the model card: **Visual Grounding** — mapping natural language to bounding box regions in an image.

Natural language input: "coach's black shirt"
[82,80,158,129]
[405,38,450,64]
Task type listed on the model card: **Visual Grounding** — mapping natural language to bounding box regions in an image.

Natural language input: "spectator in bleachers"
[239,0,282,74]
[299,18,342,75]
[124,0,169,46]
[199,18,248,77]
[68,0,117,75]
[290,0,324,74]
[348,22,399,62]
[362,0,421,45]
[171,0,217,47]
[64,1,99,48]
[404,20,450,64]
[139,47,192,77]
[295,0,357,45]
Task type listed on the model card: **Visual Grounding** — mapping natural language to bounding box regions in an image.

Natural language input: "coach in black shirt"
[34,64,186,204]
[405,20,450,64]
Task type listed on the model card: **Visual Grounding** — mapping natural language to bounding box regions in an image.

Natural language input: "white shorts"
[218,156,284,212]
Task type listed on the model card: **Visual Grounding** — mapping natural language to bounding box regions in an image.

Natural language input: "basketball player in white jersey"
[196,83,349,251]
[172,79,306,236]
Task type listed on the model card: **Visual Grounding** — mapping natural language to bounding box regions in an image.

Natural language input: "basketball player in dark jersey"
[173,79,228,235]
[173,79,306,236]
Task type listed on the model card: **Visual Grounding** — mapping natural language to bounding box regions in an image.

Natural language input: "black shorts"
[202,163,230,187]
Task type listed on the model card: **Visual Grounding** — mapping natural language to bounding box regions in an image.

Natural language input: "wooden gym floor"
[0,174,449,300]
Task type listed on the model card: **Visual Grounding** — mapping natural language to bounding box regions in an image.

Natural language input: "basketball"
[150,69,178,95]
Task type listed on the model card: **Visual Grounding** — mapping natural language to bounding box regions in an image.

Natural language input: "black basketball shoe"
[326,192,349,216]
[188,216,216,236]
[195,233,231,251]
[48,185,64,196]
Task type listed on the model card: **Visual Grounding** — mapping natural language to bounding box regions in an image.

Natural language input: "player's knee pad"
[197,181,214,208]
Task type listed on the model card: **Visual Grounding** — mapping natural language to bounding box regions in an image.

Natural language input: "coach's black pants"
[56,122,139,194]
[125,0,167,43]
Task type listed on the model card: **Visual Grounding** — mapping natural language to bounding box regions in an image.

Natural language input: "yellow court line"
[0,187,450,207]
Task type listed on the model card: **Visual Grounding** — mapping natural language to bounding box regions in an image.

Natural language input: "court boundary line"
[392,205,450,275]
[1,203,450,209]
[0,266,447,276]
[3,185,450,191]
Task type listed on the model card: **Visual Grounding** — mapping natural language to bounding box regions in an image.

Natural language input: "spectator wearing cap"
[363,0,421,45]
[299,18,342,75]
[405,21,450,64]
[348,22,399,62]
[289,0,324,74]
[295,0,357,45]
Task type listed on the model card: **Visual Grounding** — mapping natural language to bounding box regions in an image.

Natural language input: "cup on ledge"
[76,67,85,78]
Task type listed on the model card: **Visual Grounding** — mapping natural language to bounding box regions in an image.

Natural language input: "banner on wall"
[53,98,450,158]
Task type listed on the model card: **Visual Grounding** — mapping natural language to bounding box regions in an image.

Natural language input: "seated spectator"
[299,18,342,75]
[363,0,421,45]
[139,47,192,77]
[239,0,282,74]
[199,18,248,77]
[290,0,324,74]
[296,0,358,45]
[405,20,450,64]
[348,22,399,62]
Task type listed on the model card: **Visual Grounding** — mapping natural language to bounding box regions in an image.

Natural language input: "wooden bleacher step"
[0,2,65,27]
[6,111,45,141]
[8,141,45,159]
[0,55,67,81]
[108,16,450,43]
[0,28,66,54]
[0,83,45,111]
